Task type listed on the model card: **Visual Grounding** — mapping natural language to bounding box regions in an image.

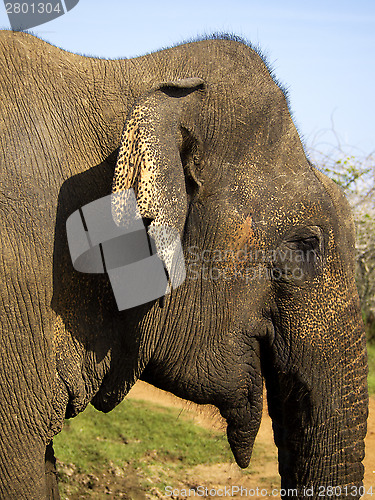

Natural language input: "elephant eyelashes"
[285,226,323,253]
[286,236,320,254]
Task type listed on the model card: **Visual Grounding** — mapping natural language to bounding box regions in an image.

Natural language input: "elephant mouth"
[216,349,264,469]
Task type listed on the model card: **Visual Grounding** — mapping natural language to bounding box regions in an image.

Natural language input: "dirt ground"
[126,382,375,499]
[60,381,375,499]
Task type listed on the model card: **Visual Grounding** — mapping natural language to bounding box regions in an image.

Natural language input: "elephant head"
[0,33,368,499]
[109,64,368,496]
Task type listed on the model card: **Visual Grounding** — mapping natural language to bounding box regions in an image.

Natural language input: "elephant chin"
[221,402,263,469]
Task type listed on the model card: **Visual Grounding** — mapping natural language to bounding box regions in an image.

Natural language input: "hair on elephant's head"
[108,43,367,495]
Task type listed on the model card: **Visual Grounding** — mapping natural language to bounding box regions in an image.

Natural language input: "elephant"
[0,30,368,499]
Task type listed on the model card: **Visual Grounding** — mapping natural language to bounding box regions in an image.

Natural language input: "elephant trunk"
[263,292,368,498]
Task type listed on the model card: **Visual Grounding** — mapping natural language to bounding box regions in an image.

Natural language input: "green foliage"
[357,213,375,341]
[367,342,375,395]
[364,310,375,344]
[321,156,371,191]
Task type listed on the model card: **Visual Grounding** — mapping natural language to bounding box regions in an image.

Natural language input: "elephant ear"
[111,77,205,277]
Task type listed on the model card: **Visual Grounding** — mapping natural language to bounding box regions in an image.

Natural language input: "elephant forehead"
[241,173,328,228]
[223,187,321,237]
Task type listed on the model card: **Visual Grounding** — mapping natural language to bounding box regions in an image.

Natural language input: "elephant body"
[0,31,368,499]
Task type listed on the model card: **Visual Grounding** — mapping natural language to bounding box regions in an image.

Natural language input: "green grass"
[368,342,375,395]
[53,345,375,498]
[53,399,235,496]
[54,399,232,470]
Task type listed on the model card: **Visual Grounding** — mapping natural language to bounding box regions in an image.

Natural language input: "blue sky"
[1,0,374,158]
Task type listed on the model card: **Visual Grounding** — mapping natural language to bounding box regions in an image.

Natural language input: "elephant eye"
[286,236,320,254]
[285,226,323,255]
[271,227,324,283]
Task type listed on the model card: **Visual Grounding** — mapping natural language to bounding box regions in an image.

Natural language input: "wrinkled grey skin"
[0,31,368,499]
